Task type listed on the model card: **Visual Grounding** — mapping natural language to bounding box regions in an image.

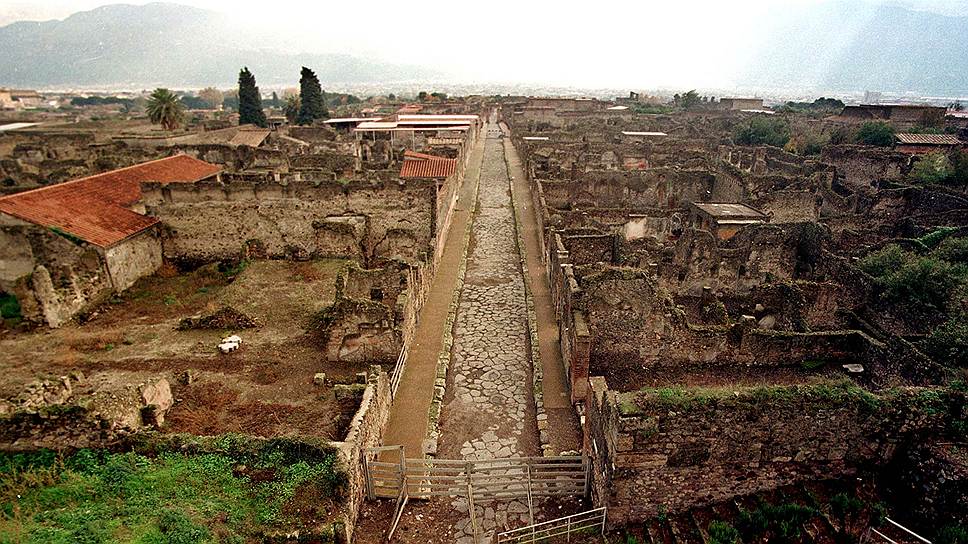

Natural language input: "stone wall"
[1,215,162,327]
[821,145,912,191]
[143,177,439,267]
[331,368,392,543]
[585,379,966,525]
[104,230,163,292]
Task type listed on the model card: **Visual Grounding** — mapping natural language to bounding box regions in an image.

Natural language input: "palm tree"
[146,88,185,130]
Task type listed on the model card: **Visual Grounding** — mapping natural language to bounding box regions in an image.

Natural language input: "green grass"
[0,441,346,543]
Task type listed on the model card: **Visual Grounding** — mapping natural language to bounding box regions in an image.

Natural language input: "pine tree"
[297,66,328,125]
[238,67,267,128]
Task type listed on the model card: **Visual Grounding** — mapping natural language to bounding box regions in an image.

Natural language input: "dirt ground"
[354,496,595,544]
[0,259,374,440]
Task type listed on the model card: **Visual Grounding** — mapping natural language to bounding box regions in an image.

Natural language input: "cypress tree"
[238,67,267,128]
[297,66,328,125]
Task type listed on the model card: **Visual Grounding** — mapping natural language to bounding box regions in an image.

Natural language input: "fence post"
[566,516,572,543]
[398,446,407,493]
[466,462,481,544]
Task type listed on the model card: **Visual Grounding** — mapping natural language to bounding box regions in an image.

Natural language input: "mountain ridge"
[0,2,441,88]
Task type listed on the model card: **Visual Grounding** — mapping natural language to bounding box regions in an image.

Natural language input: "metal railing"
[496,507,607,543]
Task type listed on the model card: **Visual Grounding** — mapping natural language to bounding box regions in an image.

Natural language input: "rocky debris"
[178,306,256,331]
[218,335,242,354]
[313,372,327,386]
[139,379,173,427]
[4,372,87,413]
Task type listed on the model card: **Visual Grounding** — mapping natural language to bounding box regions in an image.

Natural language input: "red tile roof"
[399,150,457,179]
[0,155,220,248]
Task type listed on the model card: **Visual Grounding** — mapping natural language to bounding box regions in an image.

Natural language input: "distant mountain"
[739,2,968,95]
[0,2,441,88]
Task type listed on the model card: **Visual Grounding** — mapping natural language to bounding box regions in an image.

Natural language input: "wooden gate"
[366,451,588,502]
[366,448,589,542]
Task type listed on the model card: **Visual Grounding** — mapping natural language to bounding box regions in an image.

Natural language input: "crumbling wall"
[821,145,911,191]
[143,178,438,266]
[104,230,162,292]
[332,368,392,543]
[586,381,965,524]
[0,221,112,327]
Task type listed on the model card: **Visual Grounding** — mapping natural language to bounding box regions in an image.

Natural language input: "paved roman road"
[437,120,539,542]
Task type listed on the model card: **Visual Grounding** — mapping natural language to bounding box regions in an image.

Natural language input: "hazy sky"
[2,0,968,89]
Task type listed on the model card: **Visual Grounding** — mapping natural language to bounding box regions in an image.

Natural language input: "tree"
[855,121,895,146]
[146,88,185,130]
[673,90,702,109]
[910,152,953,184]
[199,87,223,109]
[270,91,280,108]
[417,91,428,102]
[237,67,267,128]
[733,117,791,147]
[179,94,208,110]
[283,94,300,124]
[297,66,328,125]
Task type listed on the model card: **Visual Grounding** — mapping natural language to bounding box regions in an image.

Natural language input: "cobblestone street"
[439,121,539,541]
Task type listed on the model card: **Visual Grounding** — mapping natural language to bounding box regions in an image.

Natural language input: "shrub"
[157,508,211,544]
[881,257,967,313]
[0,292,21,319]
[734,117,791,147]
[924,316,968,367]
[708,521,740,544]
[855,122,895,146]
[936,525,968,544]
[859,245,910,277]
[738,502,818,542]
[936,237,968,264]
[911,152,953,184]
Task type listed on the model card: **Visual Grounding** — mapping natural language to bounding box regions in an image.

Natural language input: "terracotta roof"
[895,133,963,146]
[0,155,220,247]
[400,150,457,179]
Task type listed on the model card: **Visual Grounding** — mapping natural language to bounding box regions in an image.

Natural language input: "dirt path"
[502,125,582,452]
[381,128,486,456]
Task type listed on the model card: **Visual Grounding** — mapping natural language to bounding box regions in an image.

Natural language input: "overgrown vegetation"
[776,97,845,114]
[855,121,895,146]
[631,379,882,412]
[911,150,968,187]
[629,103,676,115]
[859,239,968,364]
[707,520,740,544]
[936,524,968,544]
[0,436,346,542]
[737,502,818,543]
[733,116,791,147]
[0,292,21,320]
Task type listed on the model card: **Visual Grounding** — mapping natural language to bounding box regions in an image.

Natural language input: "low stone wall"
[332,368,392,543]
[584,378,966,525]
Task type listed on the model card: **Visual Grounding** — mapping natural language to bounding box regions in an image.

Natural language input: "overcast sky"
[2,0,968,89]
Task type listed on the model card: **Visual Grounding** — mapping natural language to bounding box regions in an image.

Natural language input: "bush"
[911,152,953,184]
[859,245,910,277]
[738,502,818,542]
[157,508,211,543]
[855,121,895,146]
[708,521,740,544]
[734,117,791,147]
[0,292,21,319]
[861,245,968,315]
[924,316,968,367]
[881,257,967,313]
[936,237,968,264]
[936,525,968,544]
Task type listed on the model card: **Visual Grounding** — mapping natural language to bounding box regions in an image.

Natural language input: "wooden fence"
[365,447,589,542]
